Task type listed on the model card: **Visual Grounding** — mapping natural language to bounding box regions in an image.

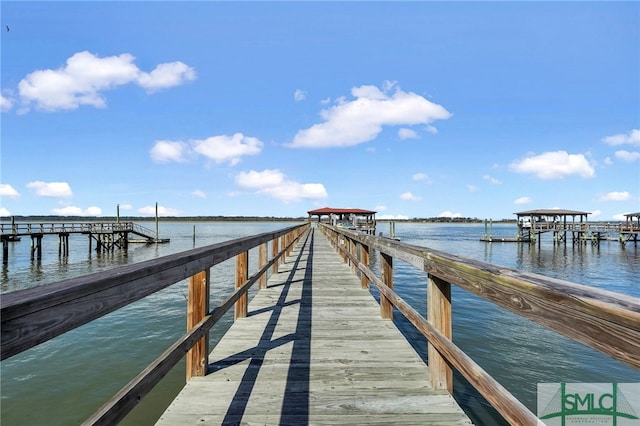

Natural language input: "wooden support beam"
[234,251,248,320]
[380,253,393,319]
[360,243,369,289]
[186,269,209,381]
[258,242,267,290]
[428,274,453,393]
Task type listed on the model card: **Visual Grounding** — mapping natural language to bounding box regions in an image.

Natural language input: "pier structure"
[0,221,168,262]
[2,222,638,425]
[482,209,640,246]
[307,207,377,235]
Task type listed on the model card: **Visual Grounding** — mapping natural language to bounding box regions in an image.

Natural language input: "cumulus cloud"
[615,150,640,162]
[151,133,263,166]
[514,196,532,205]
[438,211,462,218]
[26,181,73,198]
[294,89,306,102]
[0,184,20,199]
[235,169,328,202]
[483,174,501,184]
[509,151,595,179]
[288,82,451,148]
[138,205,181,216]
[17,51,195,112]
[400,192,421,201]
[1,94,14,112]
[374,205,388,212]
[599,191,631,202]
[192,189,207,199]
[398,128,418,140]
[0,207,11,216]
[602,129,640,147]
[150,140,189,163]
[425,125,438,134]
[118,204,133,210]
[52,205,102,216]
[192,133,263,166]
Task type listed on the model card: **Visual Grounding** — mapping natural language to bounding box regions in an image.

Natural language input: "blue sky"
[1,1,638,220]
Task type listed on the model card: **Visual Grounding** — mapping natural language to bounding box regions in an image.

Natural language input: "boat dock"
[0,221,168,262]
[156,229,470,425]
[2,222,637,425]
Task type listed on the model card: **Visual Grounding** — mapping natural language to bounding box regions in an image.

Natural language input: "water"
[1,221,638,425]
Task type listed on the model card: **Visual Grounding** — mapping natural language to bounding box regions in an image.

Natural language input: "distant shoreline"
[0,215,514,223]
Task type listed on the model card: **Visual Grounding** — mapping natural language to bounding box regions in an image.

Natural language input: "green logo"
[538,383,640,425]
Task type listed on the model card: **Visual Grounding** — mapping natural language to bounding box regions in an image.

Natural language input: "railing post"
[380,253,393,319]
[235,250,248,319]
[187,269,210,381]
[259,242,268,290]
[360,243,370,289]
[428,274,453,393]
[271,238,279,274]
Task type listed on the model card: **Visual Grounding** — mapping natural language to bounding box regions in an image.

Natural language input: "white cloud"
[398,128,418,140]
[514,196,532,205]
[378,214,409,220]
[509,151,595,179]
[150,140,188,163]
[425,125,438,134]
[294,89,306,102]
[235,169,328,202]
[51,205,102,216]
[612,212,630,221]
[467,185,479,192]
[614,150,640,162]
[599,191,631,202]
[438,211,462,218]
[0,184,20,199]
[288,82,451,148]
[118,204,133,210]
[0,207,10,216]
[412,173,432,183]
[192,133,263,166]
[1,94,14,112]
[136,61,196,93]
[591,210,602,219]
[192,189,207,199]
[17,51,195,112]
[483,174,502,184]
[400,192,421,201]
[374,205,388,212]
[138,205,181,216]
[26,181,73,198]
[602,129,640,147]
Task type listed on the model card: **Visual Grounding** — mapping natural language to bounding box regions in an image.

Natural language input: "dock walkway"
[156,228,472,425]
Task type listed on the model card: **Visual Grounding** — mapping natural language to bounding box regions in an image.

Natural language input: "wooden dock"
[156,229,472,425]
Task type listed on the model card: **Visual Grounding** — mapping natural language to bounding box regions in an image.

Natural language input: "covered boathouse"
[307,207,377,235]
[515,208,590,244]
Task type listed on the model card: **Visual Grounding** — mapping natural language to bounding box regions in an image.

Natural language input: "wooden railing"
[321,223,640,426]
[0,221,158,237]
[1,223,309,425]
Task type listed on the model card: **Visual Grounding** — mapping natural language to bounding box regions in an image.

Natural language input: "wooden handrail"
[321,223,639,425]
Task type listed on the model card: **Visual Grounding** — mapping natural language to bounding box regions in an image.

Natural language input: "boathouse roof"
[624,212,640,218]
[514,209,590,216]
[307,207,376,216]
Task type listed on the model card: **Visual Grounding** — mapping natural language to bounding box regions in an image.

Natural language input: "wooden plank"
[187,269,210,380]
[428,274,452,393]
[157,228,471,425]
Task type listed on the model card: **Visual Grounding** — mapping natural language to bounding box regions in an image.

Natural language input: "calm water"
[1,221,638,425]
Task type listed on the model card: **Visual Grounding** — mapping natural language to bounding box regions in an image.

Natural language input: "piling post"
[428,275,453,393]
[2,238,8,264]
[187,269,210,380]
[380,253,393,319]
[234,251,248,319]
[259,242,268,290]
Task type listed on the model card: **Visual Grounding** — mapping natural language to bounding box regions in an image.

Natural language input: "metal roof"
[307,207,377,215]
[514,209,590,216]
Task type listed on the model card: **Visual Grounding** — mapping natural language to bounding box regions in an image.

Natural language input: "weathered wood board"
[156,228,472,425]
